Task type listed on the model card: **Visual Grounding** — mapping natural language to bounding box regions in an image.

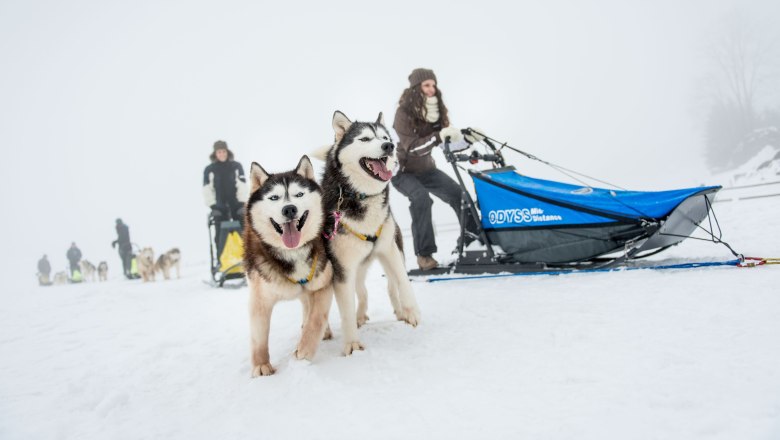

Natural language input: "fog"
[1,0,776,287]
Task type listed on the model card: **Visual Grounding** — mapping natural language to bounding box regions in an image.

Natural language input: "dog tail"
[311,144,332,161]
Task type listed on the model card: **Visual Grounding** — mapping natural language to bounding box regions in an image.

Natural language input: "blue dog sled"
[408,130,740,278]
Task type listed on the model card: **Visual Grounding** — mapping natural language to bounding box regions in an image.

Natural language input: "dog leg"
[377,247,420,327]
[333,279,364,355]
[302,295,332,340]
[378,258,402,319]
[299,295,310,329]
[176,261,180,279]
[249,289,276,377]
[296,286,333,360]
[355,261,370,327]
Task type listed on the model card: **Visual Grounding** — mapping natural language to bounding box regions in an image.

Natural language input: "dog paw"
[342,341,365,356]
[396,306,421,327]
[356,313,370,328]
[322,325,333,340]
[295,346,316,361]
[251,363,276,377]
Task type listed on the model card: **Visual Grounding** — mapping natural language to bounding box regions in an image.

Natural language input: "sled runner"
[408,130,733,277]
[208,217,245,287]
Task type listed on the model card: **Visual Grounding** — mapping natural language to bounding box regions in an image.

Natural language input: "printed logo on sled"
[488,208,563,225]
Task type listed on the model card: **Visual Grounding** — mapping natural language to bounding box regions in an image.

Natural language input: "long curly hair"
[398,84,449,130]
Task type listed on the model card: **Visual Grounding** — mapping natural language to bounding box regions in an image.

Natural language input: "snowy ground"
[1,194,779,440]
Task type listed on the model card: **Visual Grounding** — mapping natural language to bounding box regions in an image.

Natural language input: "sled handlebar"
[447,147,501,165]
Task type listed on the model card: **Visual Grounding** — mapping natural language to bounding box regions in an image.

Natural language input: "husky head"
[247,155,323,250]
[138,247,154,266]
[320,111,397,194]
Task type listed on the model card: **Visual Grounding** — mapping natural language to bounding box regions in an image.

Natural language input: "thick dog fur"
[319,111,421,355]
[136,247,156,282]
[97,261,108,281]
[80,260,97,282]
[155,248,181,280]
[244,155,334,377]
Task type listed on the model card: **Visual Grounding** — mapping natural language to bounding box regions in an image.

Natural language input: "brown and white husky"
[243,155,334,377]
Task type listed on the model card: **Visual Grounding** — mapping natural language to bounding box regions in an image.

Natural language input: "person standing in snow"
[112,218,135,279]
[66,242,82,277]
[37,254,51,285]
[203,140,248,254]
[391,68,481,271]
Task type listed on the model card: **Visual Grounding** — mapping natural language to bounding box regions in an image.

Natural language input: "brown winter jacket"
[393,107,444,174]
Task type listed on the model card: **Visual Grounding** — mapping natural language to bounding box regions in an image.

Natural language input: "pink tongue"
[281,221,301,248]
[368,159,393,181]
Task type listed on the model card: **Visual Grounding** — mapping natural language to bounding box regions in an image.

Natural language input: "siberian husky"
[80,260,97,282]
[244,155,334,377]
[155,248,181,280]
[314,111,420,355]
[136,247,156,282]
[97,261,108,281]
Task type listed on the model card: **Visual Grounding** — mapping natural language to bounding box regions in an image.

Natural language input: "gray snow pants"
[391,168,478,257]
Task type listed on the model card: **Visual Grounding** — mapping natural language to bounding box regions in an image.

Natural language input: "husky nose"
[381,142,395,154]
[282,204,298,220]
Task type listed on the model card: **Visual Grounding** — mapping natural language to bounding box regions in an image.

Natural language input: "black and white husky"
[315,111,421,355]
[155,248,181,280]
[243,155,334,377]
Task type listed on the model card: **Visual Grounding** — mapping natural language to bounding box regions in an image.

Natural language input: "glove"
[438,126,463,143]
[111,240,117,249]
[462,127,486,144]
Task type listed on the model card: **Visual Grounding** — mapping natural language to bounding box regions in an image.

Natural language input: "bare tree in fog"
[702,12,779,171]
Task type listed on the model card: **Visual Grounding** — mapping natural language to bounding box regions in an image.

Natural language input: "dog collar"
[340,220,383,243]
[287,254,318,285]
[341,189,370,200]
[339,186,385,203]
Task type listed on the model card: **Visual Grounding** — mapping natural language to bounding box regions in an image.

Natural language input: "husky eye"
[295,192,304,198]
[269,195,280,201]
[359,137,371,142]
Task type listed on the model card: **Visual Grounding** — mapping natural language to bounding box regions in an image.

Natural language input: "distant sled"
[408,129,732,277]
[207,218,246,288]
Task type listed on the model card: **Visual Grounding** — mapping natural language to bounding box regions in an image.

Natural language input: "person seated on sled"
[112,218,137,279]
[392,68,482,271]
[37,254,51,285]
[202,140,248,256]
[66,242,82,279]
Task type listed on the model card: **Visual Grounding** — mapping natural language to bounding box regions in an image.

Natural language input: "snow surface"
[1,193,779,440]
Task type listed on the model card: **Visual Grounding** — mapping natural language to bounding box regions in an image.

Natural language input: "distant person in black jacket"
[112,218,135,279]
[37,254,51,285]
[203,140,248,256]
[203,140,248,223]
[66,243,82,276]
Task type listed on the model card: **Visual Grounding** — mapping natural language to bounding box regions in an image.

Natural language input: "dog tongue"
[281,221,301,248]
[367,159,393,181]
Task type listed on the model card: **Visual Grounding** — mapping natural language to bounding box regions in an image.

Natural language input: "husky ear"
[332,110,352,143]
[295,155,315,180]
[250,162,269,193]
[376,112,385,126]
[311,144,331,161]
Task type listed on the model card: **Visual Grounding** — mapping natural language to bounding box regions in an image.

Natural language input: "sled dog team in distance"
[37,229,181,285]
[244,68,480,376]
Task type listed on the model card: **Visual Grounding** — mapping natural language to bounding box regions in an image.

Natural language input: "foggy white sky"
[1,0,776,286]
